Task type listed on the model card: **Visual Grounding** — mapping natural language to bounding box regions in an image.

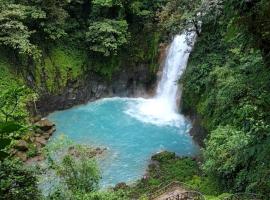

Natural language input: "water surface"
[48,97,199,187]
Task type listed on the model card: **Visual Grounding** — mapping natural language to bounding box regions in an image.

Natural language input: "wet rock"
[15,140,28,151]
[35,119,55,131]
[33,59,157,116]
[47,127,56,135]
[35,136,47,146]
[95,147,107,155]
[43,133,50,140]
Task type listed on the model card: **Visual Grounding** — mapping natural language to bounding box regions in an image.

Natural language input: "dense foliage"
[0,159,41,200]
[180,0,270,198]
[42,142,129,200]
[0,0,166,94]
[126,152,224,199]
[0,0,167,199]
[1,0,270,199]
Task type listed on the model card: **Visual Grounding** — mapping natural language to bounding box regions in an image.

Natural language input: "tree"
[29,0,70,40]
[203,126,250,180]
[91,0,124,19]
[57,154,100,193]
[158,0,224,37]
[0,86,29,123]
[0,159,41,200]
[0,1,45,59]
[86,19,129,56]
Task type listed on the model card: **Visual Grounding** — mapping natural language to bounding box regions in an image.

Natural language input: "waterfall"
[156,33,196,111]
[126,32,196,127]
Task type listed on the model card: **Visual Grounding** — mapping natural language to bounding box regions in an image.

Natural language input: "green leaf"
[0,122,22,135]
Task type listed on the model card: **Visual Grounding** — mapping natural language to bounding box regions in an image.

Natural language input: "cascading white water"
[156,33,195,111]
[126,32,196,127]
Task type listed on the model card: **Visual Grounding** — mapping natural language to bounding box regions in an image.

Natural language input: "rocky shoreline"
[12,118,56,162]
[31,64,156,117]
[12,117,108,164]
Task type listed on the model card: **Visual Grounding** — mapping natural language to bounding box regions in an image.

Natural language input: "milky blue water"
[48,97,199,187]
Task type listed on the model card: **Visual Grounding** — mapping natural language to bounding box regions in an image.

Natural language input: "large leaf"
[0,122,22,135]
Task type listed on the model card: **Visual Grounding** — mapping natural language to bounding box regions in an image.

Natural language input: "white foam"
[125,98,185,127]
[125,32,196,127]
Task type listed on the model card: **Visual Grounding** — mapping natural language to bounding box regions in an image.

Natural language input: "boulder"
[47,127,56,135]
[95,147,107,155]
[67,146,107,158]
[43,133,50,140]
[32,115,42,123]
[15,140,28,151]
[35,119,55,131]
[35,136,47,146]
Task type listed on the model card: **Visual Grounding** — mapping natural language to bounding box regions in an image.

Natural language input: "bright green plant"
[0,86,29,122]
[0,159,41,200]
[86,19,129,56]
[57,154,100,193]
[0,1,45,59]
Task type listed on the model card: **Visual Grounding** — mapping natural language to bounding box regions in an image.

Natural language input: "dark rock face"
[182,109,207,147]
[34,64,156,116]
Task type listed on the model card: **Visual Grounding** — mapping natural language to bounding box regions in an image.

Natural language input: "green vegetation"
[0,0,165,93]
[125,152,224,199]
[40,139,129,200]
[0,0,166,198]
[179,0,270,198]
[0,159,41,200]
[86,19,129,56]
[34,45,87,93]
[1,0,270,199]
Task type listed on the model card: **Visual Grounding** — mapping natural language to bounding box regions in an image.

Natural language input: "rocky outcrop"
[68,146,107,158]
[14,140,29,151]
[182,109,207,147]
[35,119,55,131]
[33,64,156,116]
[12,118,56,162]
